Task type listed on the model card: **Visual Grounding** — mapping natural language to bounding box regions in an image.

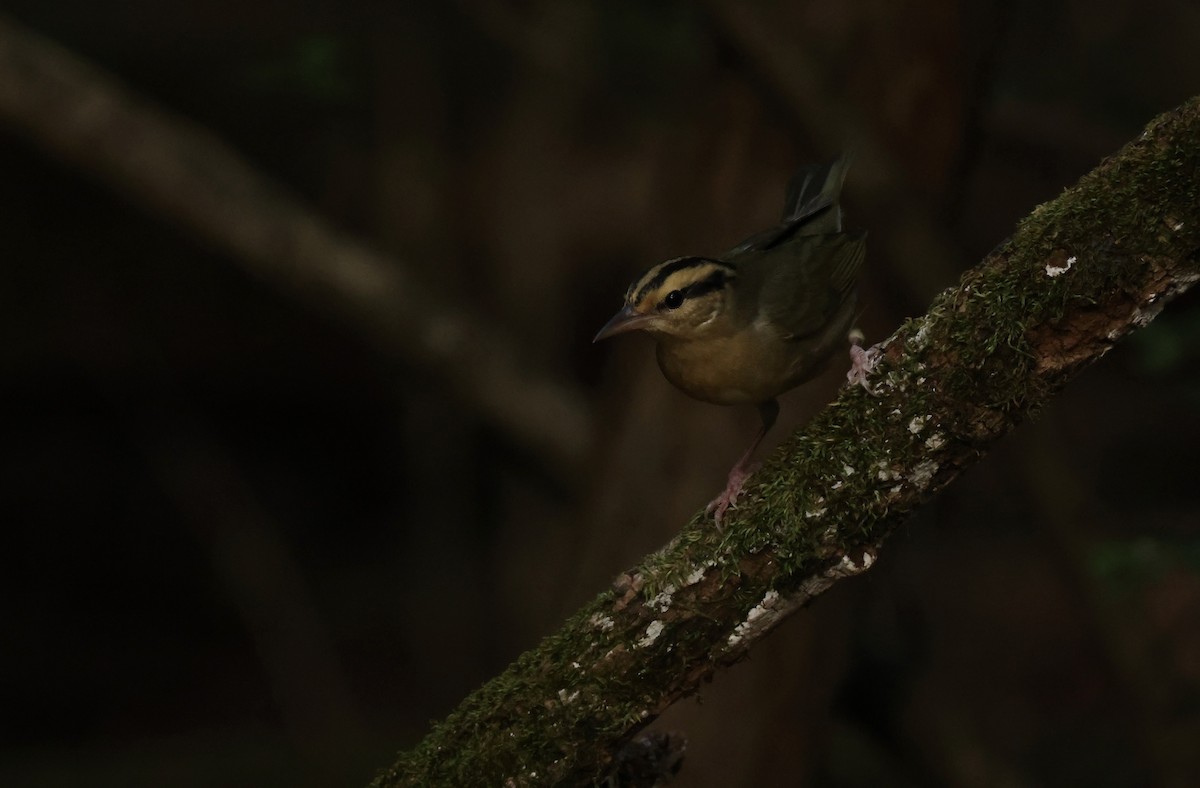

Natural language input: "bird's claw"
[846,331,882,394]
[706,492,737,527]
[707,462,759,527]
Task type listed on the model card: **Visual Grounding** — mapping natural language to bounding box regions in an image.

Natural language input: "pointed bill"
[593,305,654,342]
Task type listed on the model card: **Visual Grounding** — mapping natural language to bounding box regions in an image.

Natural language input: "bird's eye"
[663,290,684,309]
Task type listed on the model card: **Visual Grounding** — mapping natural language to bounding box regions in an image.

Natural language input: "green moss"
[372,96,1200,788]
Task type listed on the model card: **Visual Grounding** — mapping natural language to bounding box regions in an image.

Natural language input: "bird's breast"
[655,327,819,406]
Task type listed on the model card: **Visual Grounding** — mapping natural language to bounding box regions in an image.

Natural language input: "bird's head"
[593,257,736,343]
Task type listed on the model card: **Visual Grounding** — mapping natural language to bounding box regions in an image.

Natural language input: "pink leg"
[707,400,778,526]
[846,328,881,392]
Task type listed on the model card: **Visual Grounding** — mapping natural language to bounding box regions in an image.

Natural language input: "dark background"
[2,2,1199,786]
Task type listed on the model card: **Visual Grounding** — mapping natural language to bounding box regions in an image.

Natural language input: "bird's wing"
[754,231,866,339]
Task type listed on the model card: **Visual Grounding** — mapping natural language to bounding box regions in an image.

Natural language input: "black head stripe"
[682,268,730,300]
[631,257,731,305]
[633,257,707,304]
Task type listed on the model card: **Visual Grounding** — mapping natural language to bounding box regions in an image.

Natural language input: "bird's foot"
[846,329,881,394]
[706,462,760,527]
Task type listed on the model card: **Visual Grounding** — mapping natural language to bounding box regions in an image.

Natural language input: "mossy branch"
[371,99,1200,786]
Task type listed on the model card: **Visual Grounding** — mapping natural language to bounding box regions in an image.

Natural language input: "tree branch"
[370,97,1200,785]
[0,14,592,474]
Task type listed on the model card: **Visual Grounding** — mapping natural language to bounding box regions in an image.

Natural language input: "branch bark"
[0,14,592,474]
[370,97,1200,785]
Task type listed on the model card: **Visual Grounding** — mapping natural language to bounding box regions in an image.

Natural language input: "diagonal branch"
[370,96,1200,786]
[0,14,592,474]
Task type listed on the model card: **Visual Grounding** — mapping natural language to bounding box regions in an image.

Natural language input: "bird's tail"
[780,152,853,232]
[728,153,854,254]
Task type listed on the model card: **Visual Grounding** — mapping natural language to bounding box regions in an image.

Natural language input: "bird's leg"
[846,328,881,393]
[707,399,779,526]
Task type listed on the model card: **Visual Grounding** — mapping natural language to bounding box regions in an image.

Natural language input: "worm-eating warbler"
[594,156,865,523]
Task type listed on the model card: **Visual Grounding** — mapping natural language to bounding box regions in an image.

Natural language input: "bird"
[593,155,867,524]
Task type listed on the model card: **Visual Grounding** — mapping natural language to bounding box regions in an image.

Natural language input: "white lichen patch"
[683,564,711,587]
[912,320,932,350]
[637,620,665,648]
[1174,221,1185,231]
[805,506,827,519]
[557,689,580,704]
[910,459,939,490]
[1131,298,1168,328]
[646,584,677,612]
[831,480,843,490]
[1046,255,1076,277]
[839,552,874,572]
[727,589,780,647]
[908,416,927,434]
[589,613,615,632]
[924,432,946,450]
[842,464,856,476]
[1123,271,1200,333]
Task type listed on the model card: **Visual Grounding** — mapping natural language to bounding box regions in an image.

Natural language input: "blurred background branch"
[3,2,1199,786]
[0,12,592,478]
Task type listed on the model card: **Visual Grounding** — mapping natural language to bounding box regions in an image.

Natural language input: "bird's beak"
[593,305,653,342]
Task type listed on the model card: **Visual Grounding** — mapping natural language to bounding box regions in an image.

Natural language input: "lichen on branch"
[372,96,1200,787]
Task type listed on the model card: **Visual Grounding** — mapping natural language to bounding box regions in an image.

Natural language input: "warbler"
[594,156,866,523]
